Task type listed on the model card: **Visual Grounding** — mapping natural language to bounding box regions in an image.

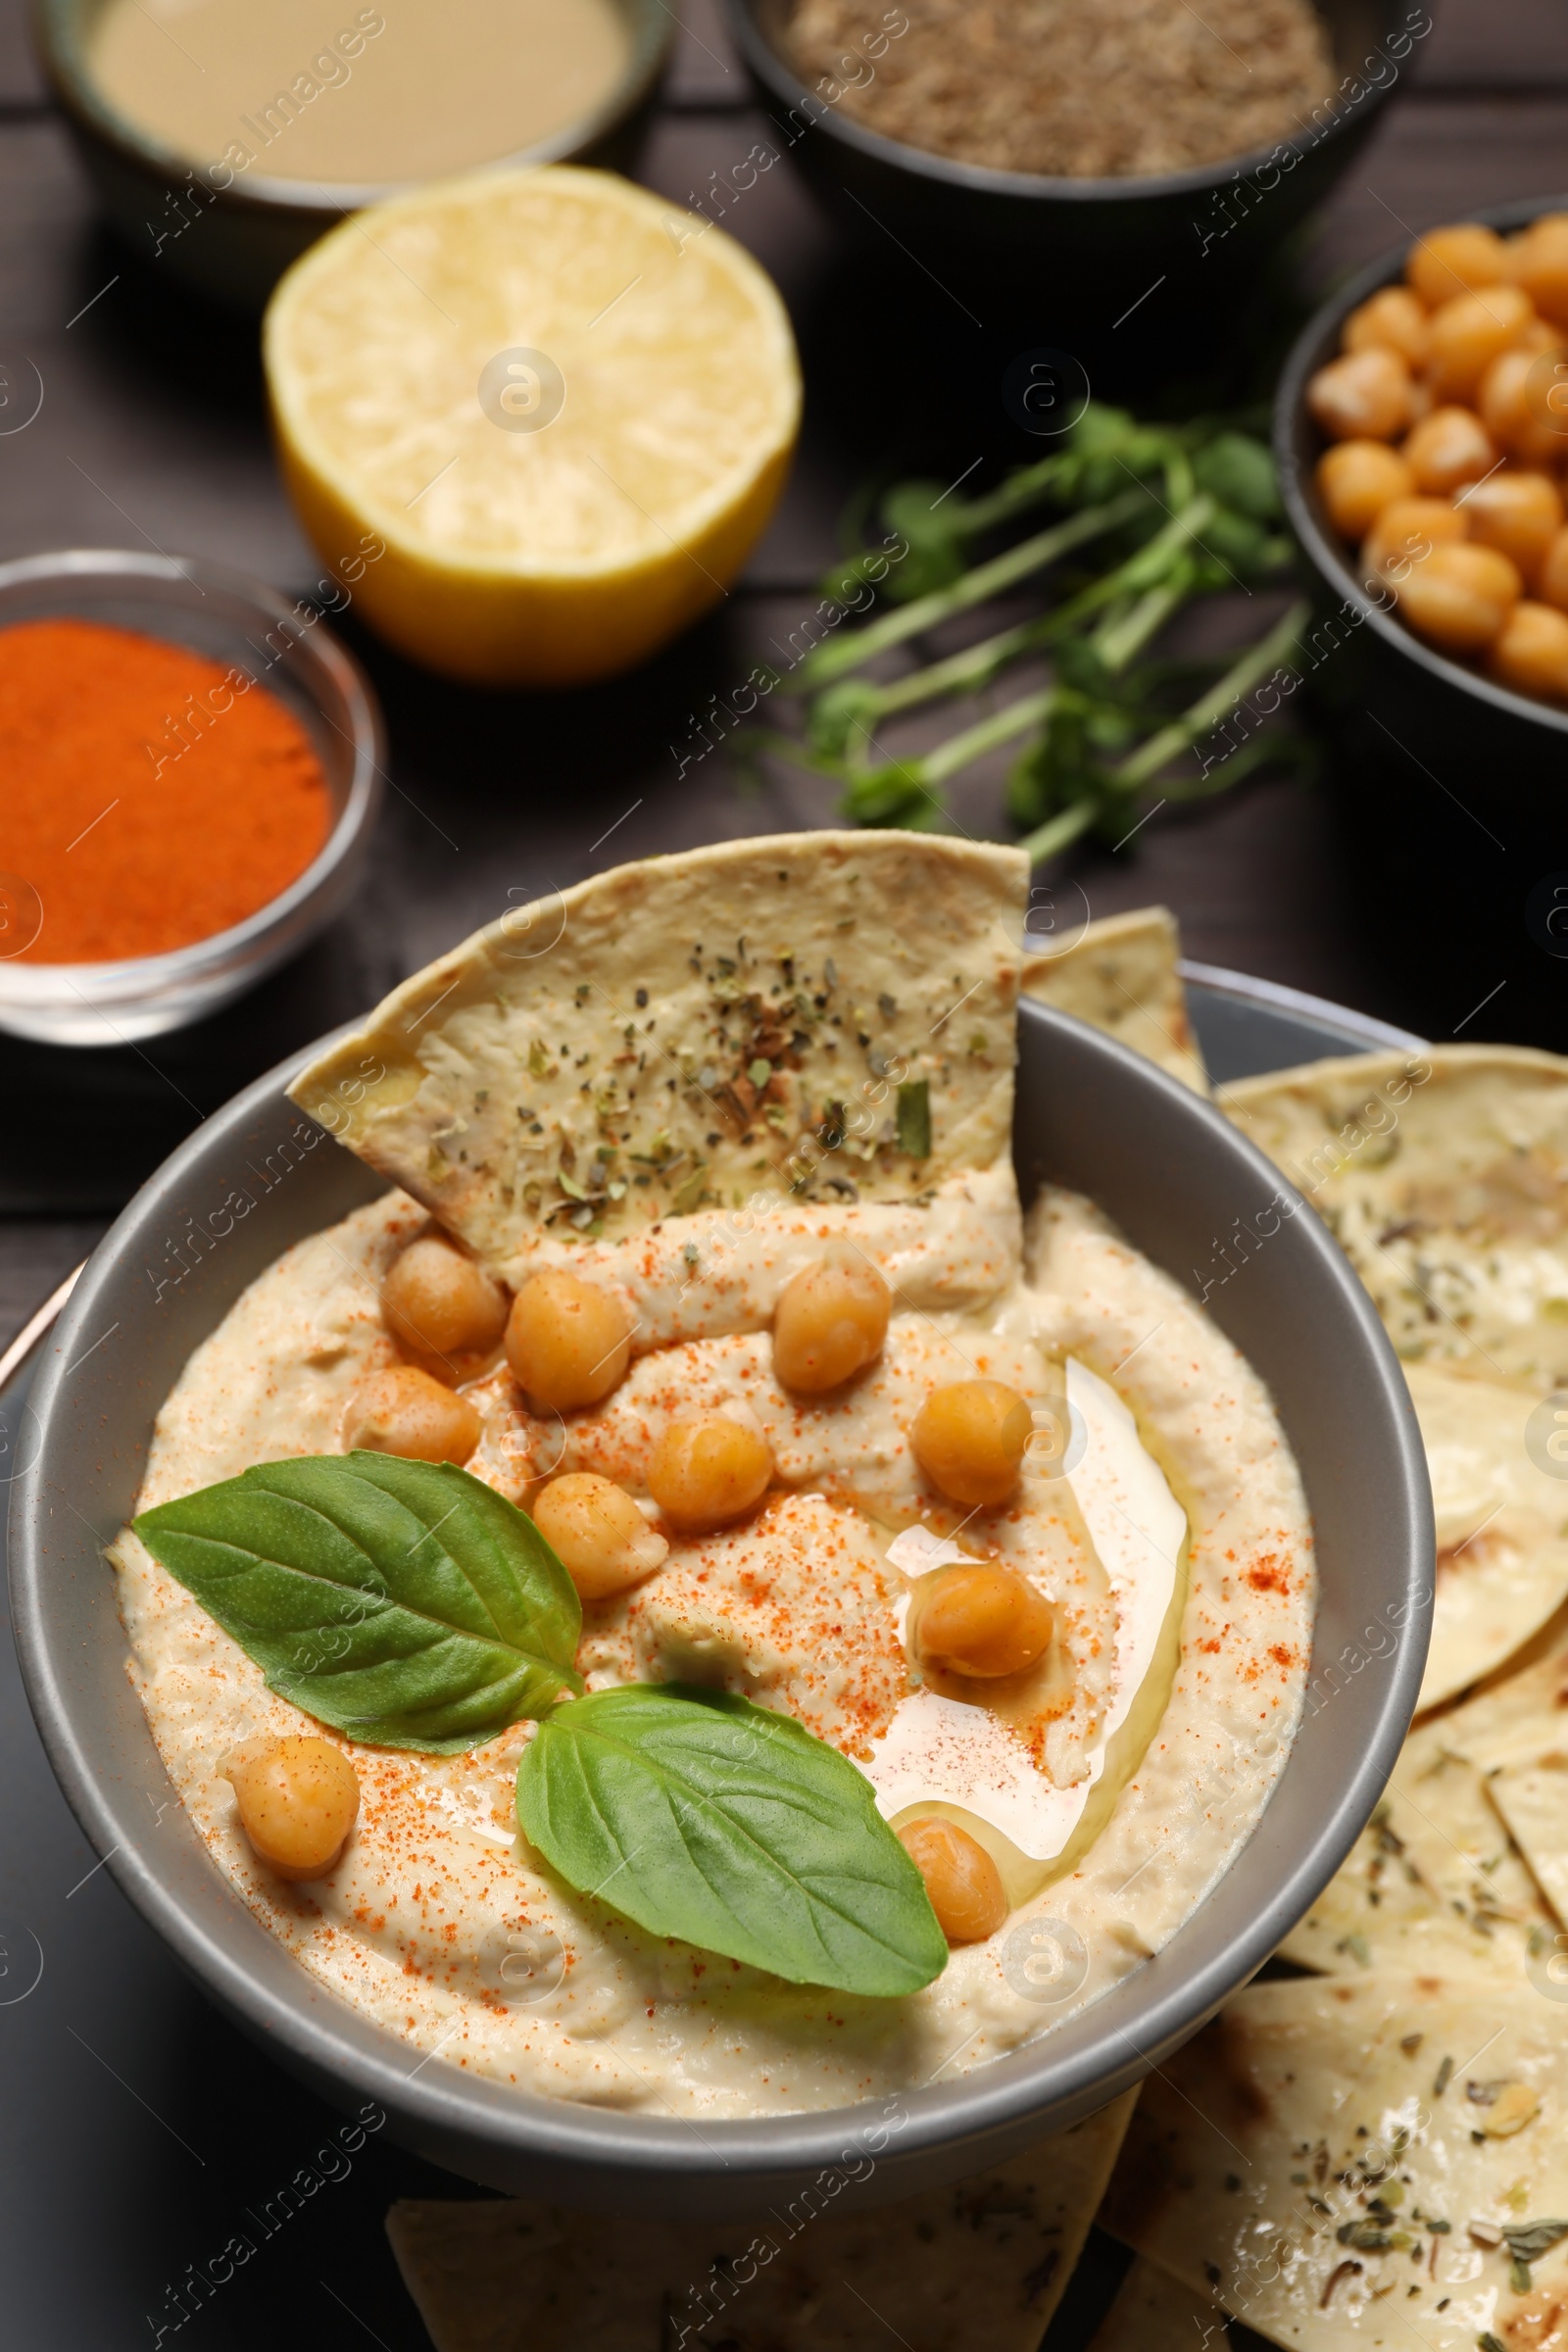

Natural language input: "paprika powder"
[0,616,333,962]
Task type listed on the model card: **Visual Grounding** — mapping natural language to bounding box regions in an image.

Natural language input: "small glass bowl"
[0,549,384,1046]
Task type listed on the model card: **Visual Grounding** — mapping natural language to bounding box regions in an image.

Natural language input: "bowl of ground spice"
[726,0,1422,331]
[0,549,383,1045]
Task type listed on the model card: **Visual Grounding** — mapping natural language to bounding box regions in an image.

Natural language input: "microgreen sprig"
[752,403,1309,863]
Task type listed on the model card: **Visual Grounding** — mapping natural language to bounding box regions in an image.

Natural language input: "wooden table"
[0,12,1559,2339]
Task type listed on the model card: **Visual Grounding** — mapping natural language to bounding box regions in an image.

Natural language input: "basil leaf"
[515,1684,948,1997]
[134,1453,582,1754]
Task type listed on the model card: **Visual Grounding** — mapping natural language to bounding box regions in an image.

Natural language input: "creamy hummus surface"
[113,1160,1314,2118]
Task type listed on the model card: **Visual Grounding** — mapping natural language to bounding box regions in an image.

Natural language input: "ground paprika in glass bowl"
[0,549,383,1044]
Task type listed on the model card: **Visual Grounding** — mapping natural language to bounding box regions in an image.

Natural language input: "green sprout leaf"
[1193,431,1279,520]
[516,1684,948,1996]
[839,761,946,831]
[133,1454,582,1753]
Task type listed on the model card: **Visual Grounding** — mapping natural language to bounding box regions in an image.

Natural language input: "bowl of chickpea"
[1275,197,1568,1039]
[9,998,1427,2208]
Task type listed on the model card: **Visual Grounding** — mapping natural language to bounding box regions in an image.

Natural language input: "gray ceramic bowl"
[34,0,672,309]
[7,1000,1432,2212]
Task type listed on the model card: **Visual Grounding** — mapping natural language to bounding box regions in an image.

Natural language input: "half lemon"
[264,166,801,688]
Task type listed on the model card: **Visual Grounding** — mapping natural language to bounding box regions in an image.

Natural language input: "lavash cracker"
[290,830,1027,1280]
[1100,1970,1568,2352]
[1490,1758,1568,1936]
[1021,905,1208,1094]
[1220,1045,1568,1389]
[384,2088,1137,2352]
[1279,1635,1564,1982]
[1407,1359,1568,1709]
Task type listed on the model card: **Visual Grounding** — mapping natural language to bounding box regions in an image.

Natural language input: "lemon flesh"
[264,167,801,688]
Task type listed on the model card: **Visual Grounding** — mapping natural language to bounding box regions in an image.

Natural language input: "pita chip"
[1086,2253,1222,2352]
[290,831,1027,1279]
[1408,1360,1568,1709]
[1404,1624,1568,1776]
[1279,1644,1561,1982]
[1220,1045,1568,1387]
[1021,906,1208,1093]
[385,2090,1137,2352]
[1101,1970,1568,2352]
[1490,1756,1568,1932]
[1273,1796,1544,1984]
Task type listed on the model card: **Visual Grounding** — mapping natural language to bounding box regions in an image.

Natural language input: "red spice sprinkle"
[1247,1555,1291,1594]
[0,616,332,961]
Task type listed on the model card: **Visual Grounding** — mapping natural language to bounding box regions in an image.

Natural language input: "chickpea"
[1424,283,1536,404]
[343,1365,480,1463]
[1512,215,1568,331]
[506,1268,631,1413]
[1459,469,1564,582]
[1538,526,1568,612]
[772,1247,891,1394]
[648,1413,773,1532]
[1489,600,1568,700]
[897,1817,1008,1944]
[1401,406,1498,497]
[1479,345,1568,466]
[381,1235,509,1377]
[1305,347,1414,443]
[1406,221,1513,307]
[911,1379,1034,1508]
[1343,285,1431,369]
[533,1472,668,1599]
[1316,440,1415,539]
[221,1736,360,1881]
[1361,496,1468,583]
[1396,541,1522,654]
[913,1563,1054,1680]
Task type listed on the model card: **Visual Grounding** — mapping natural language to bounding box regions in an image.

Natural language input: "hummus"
[113,1163,1313,2117]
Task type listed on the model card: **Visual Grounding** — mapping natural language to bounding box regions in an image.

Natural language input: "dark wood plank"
[1307,93,1568,284]
[0,0,45,111]
[0,1224,104,1358]
[664,0,748,106]
[0,124,318,578]
[1412,0,1568,90]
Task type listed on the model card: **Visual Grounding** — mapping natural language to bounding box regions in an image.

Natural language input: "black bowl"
[725,0,1418,345]
[34,0,673,309]
[1273,191,1568,1048]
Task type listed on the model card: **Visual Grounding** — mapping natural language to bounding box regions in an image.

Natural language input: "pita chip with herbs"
[1279,1635,1565,1981]
[1101,1970,1568,2352]
[1021,904,1207,1094]
[1220,1045,1568,1389]
[1489,1755,1568,1933]
[290,830,1027,1278]
[385,2091,1138,2352]
[1407,1359,1568,1709]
